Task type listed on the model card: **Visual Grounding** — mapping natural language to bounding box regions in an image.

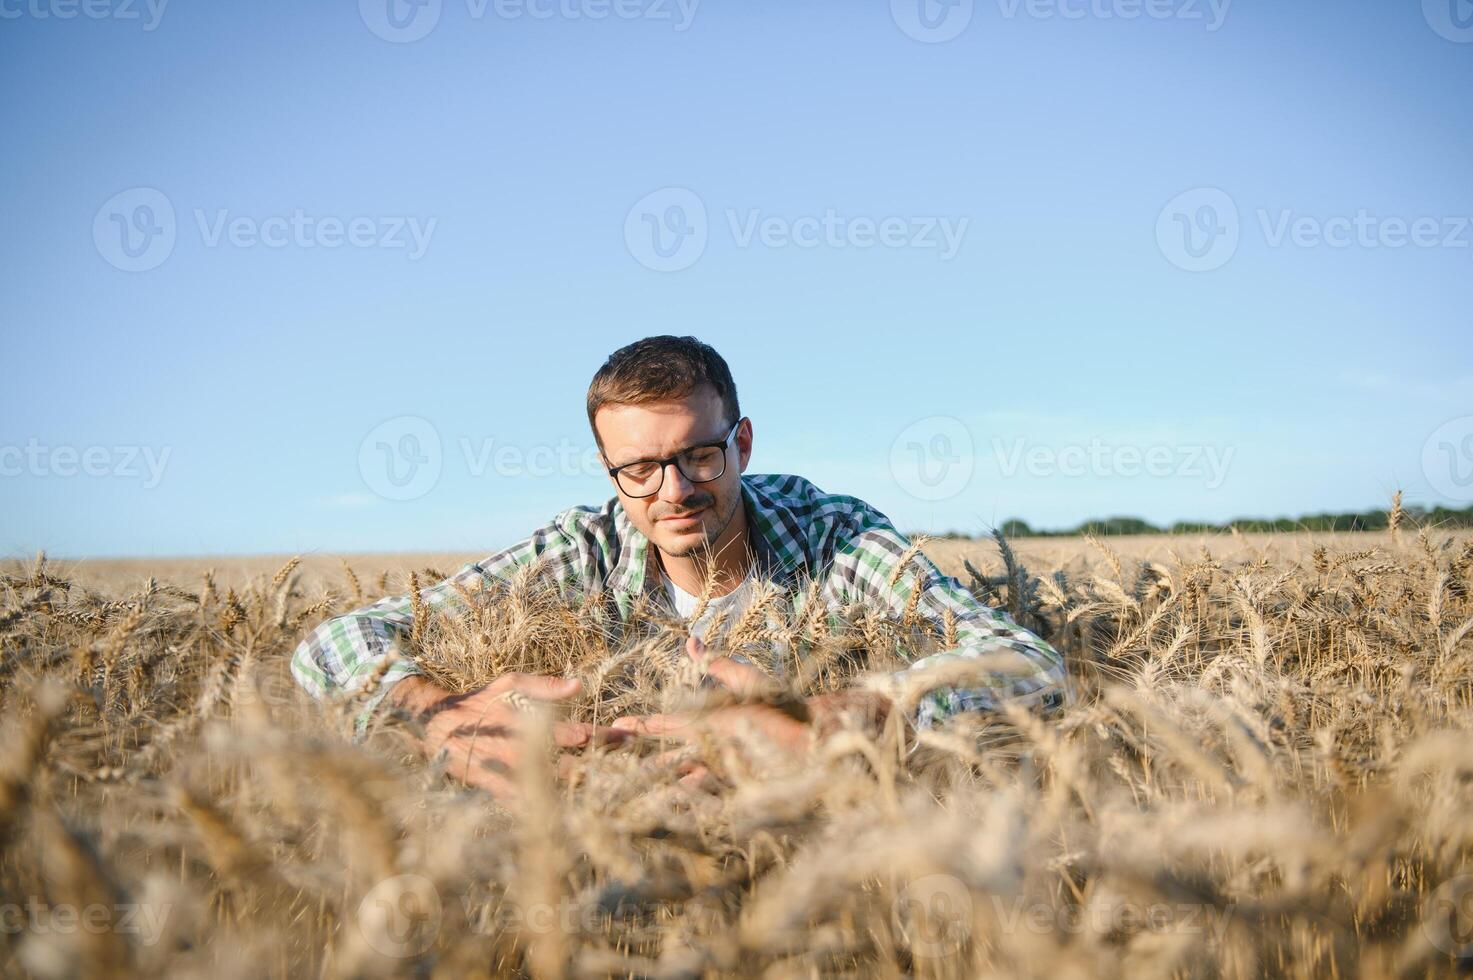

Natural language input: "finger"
[588,725,635,747]
[679,765,718,792]
[490,673,584,701]
[612,713,695,737]
[704,656,769,698]
[685,634,768,696]
[552,722,633,749]
[647,747,697,767]
[697,705,811,754]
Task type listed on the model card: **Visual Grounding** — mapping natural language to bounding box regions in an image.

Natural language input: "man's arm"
[824,513,1068,729]
[289,515,592,734]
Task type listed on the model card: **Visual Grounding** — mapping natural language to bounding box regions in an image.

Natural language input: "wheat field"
[2,522,1472,978]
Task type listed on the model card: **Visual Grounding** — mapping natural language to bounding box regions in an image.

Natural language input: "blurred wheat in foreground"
[2,522,1473,979]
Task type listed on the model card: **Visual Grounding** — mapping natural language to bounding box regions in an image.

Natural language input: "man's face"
[595,385,752,559]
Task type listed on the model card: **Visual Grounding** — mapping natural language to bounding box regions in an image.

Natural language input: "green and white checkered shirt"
[291,473,1067,730]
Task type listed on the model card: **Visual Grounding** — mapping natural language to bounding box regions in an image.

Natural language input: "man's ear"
[736,417,753,472]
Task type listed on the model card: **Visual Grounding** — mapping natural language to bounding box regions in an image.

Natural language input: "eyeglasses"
[605,418,743,498]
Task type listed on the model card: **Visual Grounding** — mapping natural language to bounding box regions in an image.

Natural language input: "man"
[292,336,1066,797]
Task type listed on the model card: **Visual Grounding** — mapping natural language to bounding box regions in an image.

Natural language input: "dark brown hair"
[586,336,740,446]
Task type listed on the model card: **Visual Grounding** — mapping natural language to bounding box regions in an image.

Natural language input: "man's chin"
[653,526,710,556]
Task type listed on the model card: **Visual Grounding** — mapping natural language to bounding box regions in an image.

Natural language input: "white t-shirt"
[661,567,757,642]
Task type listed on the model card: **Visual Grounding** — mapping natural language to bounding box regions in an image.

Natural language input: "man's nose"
[658,462,694,503]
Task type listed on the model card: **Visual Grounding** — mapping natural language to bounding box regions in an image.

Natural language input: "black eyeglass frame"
[604,417,745,499]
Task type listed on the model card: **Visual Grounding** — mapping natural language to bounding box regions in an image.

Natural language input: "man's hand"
[387,672,628,800]
[612,637,892,762]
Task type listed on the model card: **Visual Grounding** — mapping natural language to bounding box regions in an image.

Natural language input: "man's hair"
[586,336,741,446]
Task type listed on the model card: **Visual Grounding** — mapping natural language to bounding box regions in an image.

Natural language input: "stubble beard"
[656,490,739,559]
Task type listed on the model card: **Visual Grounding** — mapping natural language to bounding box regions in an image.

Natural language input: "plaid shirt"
[291,473,1067,731]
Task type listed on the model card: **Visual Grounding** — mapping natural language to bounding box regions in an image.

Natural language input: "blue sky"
[2,0,1471,557]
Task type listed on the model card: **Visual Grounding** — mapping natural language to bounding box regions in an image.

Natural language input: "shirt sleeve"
[289,515,589,733]
[822,510,1068,729]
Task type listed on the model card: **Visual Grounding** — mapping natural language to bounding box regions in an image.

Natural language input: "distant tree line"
[920,503,1473,540]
